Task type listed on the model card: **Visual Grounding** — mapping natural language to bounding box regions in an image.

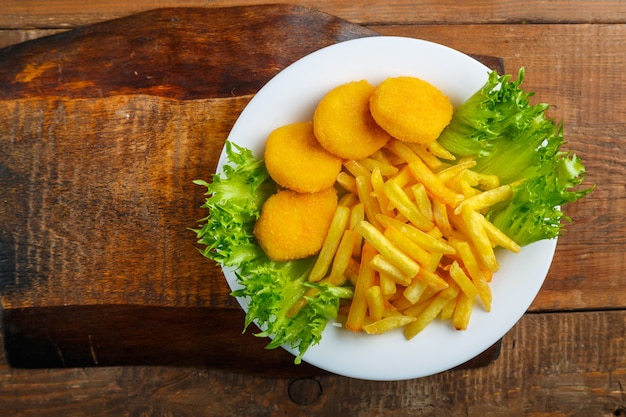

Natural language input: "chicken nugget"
[370,76,453,144]
[264,121,342,193]
[313,80,392,160]
[254,187,338,262]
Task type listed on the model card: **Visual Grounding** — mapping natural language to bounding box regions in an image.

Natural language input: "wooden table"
[1,1,624,416]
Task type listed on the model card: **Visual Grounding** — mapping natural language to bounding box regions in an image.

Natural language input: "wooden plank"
[0,6,378,100]
[1,305,320,375]
[1,304,501,373]
[1,0,626,28]
[1,310,624,415]
[0,95,244,310]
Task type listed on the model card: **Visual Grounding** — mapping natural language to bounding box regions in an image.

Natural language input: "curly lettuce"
[193,142,352,363]
[438,68,594,245]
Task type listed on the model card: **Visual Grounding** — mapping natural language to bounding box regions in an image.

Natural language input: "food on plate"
[194,68,592,363]
[320,137,522,337]
[254,187,338,262]
[370,76,453,144]
[264,121,342,193]
[313,80,392,159]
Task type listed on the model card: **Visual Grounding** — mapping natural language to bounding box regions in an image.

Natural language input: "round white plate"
[219,36,557,381]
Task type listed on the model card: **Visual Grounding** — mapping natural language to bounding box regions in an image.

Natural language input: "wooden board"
[3,0,626,28]
[3,310,624,414]
[0,5,504,372]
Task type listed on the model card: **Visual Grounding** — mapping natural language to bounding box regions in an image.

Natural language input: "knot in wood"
[288,377,323,406]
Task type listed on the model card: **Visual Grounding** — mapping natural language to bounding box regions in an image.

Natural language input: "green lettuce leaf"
[438,68,594,245]
[193,141,352,363]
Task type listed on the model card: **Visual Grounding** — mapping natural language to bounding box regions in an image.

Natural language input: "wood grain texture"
[0,6,379,100]
[1,304,500,372]
[0,95,241,309]
[1,2,624,415]
[2,0,626,29]
[1,310,624,416]
[1,305,319,375]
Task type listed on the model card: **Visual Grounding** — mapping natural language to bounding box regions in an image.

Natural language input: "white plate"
[219,36,557,381]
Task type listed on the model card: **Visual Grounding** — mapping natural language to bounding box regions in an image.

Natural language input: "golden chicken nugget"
[254,187,338,262]
[370,76,453,144]
[264,121,342,193]
[313,80,392,160]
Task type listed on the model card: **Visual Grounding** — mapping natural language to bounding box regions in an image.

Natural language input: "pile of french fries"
[305,138,520,340]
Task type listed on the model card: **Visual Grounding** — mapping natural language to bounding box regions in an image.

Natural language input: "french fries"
[309,205,350,282]
[345,242,378,331]
[356,220,421,278]
[303,134,523,340]
[362,315,416,335]
[328,230,359,285]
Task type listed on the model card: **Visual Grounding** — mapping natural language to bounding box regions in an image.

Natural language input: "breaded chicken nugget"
[254,187,338,262]
[265,121,342,193]
[370,76,453,144]
[313,80,392,160]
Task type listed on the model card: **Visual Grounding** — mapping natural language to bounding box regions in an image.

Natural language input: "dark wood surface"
[0,2,624,416]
